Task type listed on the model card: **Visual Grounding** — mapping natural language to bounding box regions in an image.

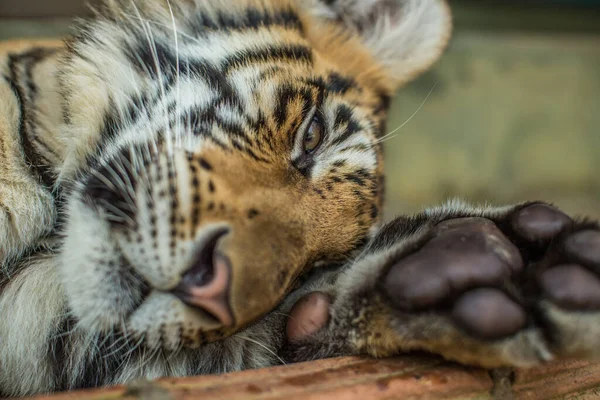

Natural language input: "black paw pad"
[512,204,572,241]
[452,288,526,340]
[541,264,600,310]
[565,230,600,266]
[384,218,523,311]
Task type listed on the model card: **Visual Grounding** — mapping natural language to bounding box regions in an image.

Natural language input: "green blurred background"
[1,1,599,218]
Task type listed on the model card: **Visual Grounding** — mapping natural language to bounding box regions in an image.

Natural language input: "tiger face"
[57,0,451,350]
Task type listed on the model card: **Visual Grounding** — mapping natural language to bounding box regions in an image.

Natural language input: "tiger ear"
[304,0,452,91]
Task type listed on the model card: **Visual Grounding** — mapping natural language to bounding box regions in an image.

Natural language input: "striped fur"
[0,0,451,396]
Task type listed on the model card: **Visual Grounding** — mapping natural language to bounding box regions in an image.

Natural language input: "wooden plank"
[513,361,600,399]
[25,356,600,400]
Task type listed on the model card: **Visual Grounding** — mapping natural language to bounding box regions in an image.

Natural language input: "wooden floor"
[28,356,600,400]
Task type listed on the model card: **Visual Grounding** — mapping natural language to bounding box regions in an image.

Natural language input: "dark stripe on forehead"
[217,117,254,148]
[326,72,359,94]
[126,28,310,90]
[300,76,326,92]
[331,104,362,146]
[185,103,269,162]
[189,6,303,35]
[128,37,177,80]
[304,72,361,95]
[273,84,315,128]
[127,39,238,104]
[222,44,313,73]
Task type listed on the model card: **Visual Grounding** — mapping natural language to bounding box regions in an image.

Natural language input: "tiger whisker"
[130,2,172,156]
[236,334,287,366]
[166,0,182,151]
[372,81,439,146]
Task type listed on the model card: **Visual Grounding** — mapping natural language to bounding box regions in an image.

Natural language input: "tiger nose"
[170,227,234,327]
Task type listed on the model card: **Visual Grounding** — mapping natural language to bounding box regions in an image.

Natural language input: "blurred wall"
[384,3,600,218]
[1,1,599,218]
[0,0,97,17]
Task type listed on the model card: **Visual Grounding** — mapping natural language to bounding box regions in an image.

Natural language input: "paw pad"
[540,264,600,310]
[286,292,331,342]
[512,204,572,241]
[565,230,600,266]
[452,288,526,340]
[383,218,522,311]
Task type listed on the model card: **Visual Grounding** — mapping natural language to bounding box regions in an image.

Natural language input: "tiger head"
[57,0,451,349]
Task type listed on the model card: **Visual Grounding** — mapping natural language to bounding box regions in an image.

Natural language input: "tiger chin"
[1,0,599,397]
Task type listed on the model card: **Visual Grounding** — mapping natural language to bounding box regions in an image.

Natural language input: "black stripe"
[127,39,240,106]
[331,105,362,146]
[249,111,276,152]
[83,89,164,174]
[82,147,141,227]
[189,7,303,35]
[222,45,313,73]
[128,37,179,81]
[48,258,150,390]
[183,103,269,162]
[344,168,372,188]
[48,319,148,391]
[326,72,359,95]
[373,92,392,136]
[274,84,314,129]
[7,48,58,190]
[236,142,270,163]
[48,316,76,391]
[0,243,59,294]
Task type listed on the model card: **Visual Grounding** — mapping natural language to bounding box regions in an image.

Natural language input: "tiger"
[1,0,599,397]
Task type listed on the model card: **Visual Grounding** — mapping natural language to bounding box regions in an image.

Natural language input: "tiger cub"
[0,0,598,397]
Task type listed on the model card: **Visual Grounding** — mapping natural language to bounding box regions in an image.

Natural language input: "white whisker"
[373,80,439,146]
[236,334,286,366]
[166,0,181,151]
[130,1,172,154]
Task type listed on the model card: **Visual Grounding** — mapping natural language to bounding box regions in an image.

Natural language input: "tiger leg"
[282,201,600,368]
[0,77,56,266]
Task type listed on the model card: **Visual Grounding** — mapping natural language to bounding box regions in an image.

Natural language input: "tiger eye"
[303,117,324,153]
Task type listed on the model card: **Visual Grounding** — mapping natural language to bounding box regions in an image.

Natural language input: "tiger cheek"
[201,166,373,329]
[183,153,312,329]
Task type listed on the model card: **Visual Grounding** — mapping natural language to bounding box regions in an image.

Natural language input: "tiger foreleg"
[282,201,600,368]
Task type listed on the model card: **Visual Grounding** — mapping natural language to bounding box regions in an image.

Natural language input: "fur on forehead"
[301,0,452,93]
[87,0,450,93]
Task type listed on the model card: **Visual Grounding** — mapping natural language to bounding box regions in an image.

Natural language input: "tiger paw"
[283,202,600,368]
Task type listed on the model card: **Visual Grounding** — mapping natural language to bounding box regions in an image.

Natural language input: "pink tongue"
[185,257,233,327]
[286,292,331,342]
